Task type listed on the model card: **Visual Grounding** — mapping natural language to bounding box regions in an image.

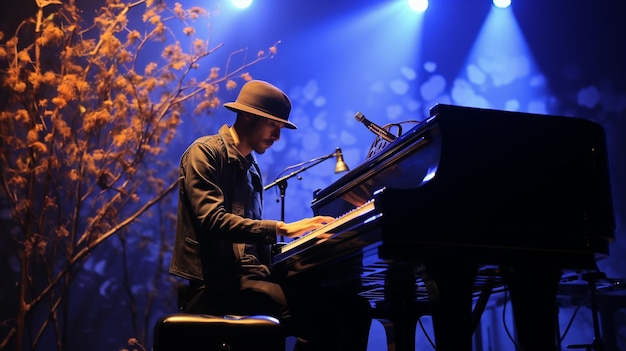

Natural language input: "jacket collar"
[218,124,255,169]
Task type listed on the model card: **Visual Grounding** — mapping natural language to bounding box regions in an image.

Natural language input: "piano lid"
[311,117,439,217]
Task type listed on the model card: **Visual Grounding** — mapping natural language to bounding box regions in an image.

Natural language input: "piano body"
[271,104,615,351]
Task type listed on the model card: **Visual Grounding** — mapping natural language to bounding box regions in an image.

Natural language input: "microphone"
[355,112,397,143]
[333,147,349,173]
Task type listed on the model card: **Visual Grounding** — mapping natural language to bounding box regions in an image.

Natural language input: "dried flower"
[18,50,32,63]
[173,3,184,18]
[127,30,141,44]
[13,81,27,93]
[226,79,237,90]
[37,21,64,46]
[183,26,195,36]
[148,15,161,25]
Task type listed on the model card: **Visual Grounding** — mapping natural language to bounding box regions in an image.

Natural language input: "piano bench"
[153,313,285,351]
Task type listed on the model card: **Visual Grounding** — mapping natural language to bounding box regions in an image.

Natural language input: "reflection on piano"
[271,104,615,351]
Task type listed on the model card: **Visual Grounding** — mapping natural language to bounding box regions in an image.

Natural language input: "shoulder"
[193,134,224,151]
[179,134,224,168]
[185,126,229,155]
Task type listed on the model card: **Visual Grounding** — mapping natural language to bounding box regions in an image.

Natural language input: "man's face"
[246,114,285,154]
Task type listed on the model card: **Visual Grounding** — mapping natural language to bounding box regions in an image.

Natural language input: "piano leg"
[375,302,423,351]
[501,264,562,351]
[374,264,429,351]
[425,260,478,351]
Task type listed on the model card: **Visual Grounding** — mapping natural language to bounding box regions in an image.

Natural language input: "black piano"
[271,104,615,351]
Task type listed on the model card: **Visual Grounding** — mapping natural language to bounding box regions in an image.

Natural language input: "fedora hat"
[224,80,297,129]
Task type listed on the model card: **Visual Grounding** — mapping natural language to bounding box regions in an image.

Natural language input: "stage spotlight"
[407,0,428,13]
[493,0,511,9]
[231,0,252,9]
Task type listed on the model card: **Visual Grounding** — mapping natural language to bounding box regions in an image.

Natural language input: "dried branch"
[0,0,280,349]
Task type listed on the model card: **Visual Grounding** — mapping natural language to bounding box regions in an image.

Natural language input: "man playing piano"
[169,79,373,350]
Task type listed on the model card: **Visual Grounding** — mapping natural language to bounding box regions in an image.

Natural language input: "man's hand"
[277,216,335,238]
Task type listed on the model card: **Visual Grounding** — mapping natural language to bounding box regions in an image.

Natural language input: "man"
[169,80,372,350]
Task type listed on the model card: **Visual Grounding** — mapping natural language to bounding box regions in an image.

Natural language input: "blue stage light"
[231,0,252,10]
[408,0,428,13]
[493,0,511,9]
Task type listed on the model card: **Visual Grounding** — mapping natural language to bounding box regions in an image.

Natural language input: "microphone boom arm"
[264,148,346,228]
[263,150,339,191]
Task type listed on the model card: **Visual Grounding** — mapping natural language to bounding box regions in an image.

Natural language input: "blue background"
[1,0,624,350]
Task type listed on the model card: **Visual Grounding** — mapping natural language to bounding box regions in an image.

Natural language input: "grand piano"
[271,104,615,351]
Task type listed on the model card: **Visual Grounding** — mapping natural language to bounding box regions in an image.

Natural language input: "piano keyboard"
[274,199,378,257]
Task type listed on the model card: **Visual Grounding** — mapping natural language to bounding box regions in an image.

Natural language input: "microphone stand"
[264,149,341,224]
